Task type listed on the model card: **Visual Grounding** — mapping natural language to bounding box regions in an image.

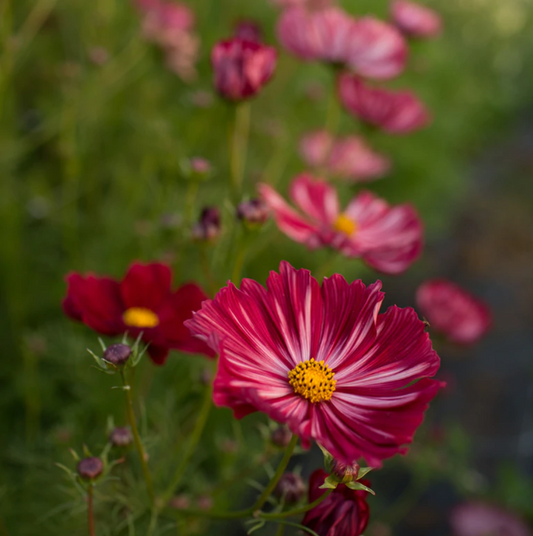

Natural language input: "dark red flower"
[211,38,277,101]
[303,469,370,536]
[62,262,215,364]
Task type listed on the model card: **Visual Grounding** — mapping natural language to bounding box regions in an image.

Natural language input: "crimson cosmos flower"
[211,38,277,101]
[303,469,370,536]
[416,279,492,344]
[260,174,422,274]
[391,0,442,39]
[339,74,431,134]
[451,502,532,536]
[63,262,214,364]
[277,7,406,79]
[299,130,391,182]
[185,261,442,466]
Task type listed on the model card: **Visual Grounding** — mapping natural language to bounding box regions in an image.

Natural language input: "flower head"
[211,38,277,101]
[451,502,532,536]
[303,469,370,535]
[234,20,263,43]
[192,207,221,241]
[274,472,306,504]
[77,457,103,481]
[260,175,423,274]
[236,198,269,227]
[391,0,442,39]
[63,262,214,364]
[416,279,492,344]
[186,261,441,466]
[339,74,430,134]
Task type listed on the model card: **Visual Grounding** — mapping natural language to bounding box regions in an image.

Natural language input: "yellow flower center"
[288,358,336,404]
[122,307,160,328]
[333,213,357,236]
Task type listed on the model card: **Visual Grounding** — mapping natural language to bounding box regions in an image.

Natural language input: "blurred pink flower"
[277,8,406,79]
[339,74,431,134]
[451,502,532,536]
[234,20,263,43]
[260,174,423,274]
[271,0,333,8]
[186,261,442,466]
[391,0,442,39]
[299,131,391,182]
[211,38,277,101]
[416,279,492,344]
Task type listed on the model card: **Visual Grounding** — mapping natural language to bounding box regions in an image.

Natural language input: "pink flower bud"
[77,457,103,481]
[391,0,442,39]
[192,207,221,241]
[110,427,133,447]
[274,473,306,504]
[103,343,132,367]
[234,20,263,43]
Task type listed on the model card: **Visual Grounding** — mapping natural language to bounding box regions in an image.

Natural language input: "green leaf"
[318,475,338,489]
[357,467,373,480]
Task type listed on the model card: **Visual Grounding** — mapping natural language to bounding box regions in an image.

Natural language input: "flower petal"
[288,174,339,225]
[120,262,172,310]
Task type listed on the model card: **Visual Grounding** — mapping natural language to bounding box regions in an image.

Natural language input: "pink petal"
[289,173,339,225]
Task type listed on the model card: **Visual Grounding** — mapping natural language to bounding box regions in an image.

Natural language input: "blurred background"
[1,0,532,534]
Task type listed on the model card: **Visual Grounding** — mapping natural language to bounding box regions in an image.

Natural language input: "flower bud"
[190,157,211,175]
[192,207,221,242]
[110,426,133,447]
[234,20,262,43]
[331,459,360,483]
[77,457,103,481]
[274,473,306,504]
[270,425,292,448]
[103,343,132,367]
[236,198,269,227]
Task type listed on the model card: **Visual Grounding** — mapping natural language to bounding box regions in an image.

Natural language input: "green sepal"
[357,467,373,479]
[345,481,375,495]
[319,474,340,490]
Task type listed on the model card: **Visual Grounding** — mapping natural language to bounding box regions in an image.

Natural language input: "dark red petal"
[120,262,172,310]
[147,344,170,365]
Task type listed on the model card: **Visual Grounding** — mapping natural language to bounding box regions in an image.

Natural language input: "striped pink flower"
[339,74,431,134]
[416,279,492,344]
[391,0,442,39]
[185,261,441,466]
[260,174,423,274]
[277,8,406,79]
[299,130,334,168]
[212,38,277,101]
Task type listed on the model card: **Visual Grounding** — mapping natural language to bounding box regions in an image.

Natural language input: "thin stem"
[87,484,95,536]
[199,246,218,296]
[121,370,155,503]
[160,384,213,505]
[260,488,333,520]
[185,180,199,224]
[231,231,247,283]
[275,523,285,536]
[229,101,251,200]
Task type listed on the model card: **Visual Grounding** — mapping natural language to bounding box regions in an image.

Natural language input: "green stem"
[185,180,199,224]
[229,101,251,200]
[260,488,333,519]
[275,523,285,536]
[231,231,247,284]
[200,246,218,296]
[324,74,340,135]
[87,484,95,536]
[121,370,154,504]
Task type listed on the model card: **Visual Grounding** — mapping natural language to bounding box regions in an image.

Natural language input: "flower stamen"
[334,213,357,236]
[288,358,336,404]
[122,307,159,328]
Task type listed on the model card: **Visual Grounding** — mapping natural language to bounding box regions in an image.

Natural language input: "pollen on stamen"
[288,358,336,404]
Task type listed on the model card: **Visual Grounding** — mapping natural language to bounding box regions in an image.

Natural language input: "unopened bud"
[271,425,292,448]
[77,457,103,481]
[331,459,360,483]
[190,157,211,175]
[103,343,132,367]
[196,495,213,510]
[110,427,133,447]
[169,494,190,510]
[192,207,221,242]
[236,198,269,227]
[274,473,306,504]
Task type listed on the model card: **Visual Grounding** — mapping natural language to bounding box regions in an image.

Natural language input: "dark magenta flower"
[260,174,422,274]
[416,279,492,344]
[211,38,277,101]
[339,74,430,134]
[303,469,370,536]
[186,261,442,466]
[391,0,442,39]
[234,20,263,43]
[63,262,214,364]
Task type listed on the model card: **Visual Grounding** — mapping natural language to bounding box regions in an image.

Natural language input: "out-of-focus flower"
[391,0,442,39]
[271,425,293,447]
[303,469,370,536]
[274,473,306,504]
[416,279,492,344]
[299,131,390,181]
[234,20,263,43]
[260,175,423,274]
[63,262,214,365]
[136,0,199,81]
[77,457,103,481]
[211,38,277,101]
[186,261,442,466]
[190,157,211,175]
[277,8,406,79]
[339,75,431,134]
[236,198,269,227]
[88,46,109,66]
[110,426,133,447]
[192,207,221,241]
[451,502,532,536]
[271,0,333,8]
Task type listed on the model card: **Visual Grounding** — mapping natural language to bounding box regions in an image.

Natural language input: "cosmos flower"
[277,8,406,79]
[211,38,277,101]
[391,0,442,39]
[185,261,442,466]
[299,131,391,181]
[260,174,422,274]
[416,279,492,344]
[451,502,532,536]
[63,262,214,364]
[303,469,370,536]
[338,74,431,134]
